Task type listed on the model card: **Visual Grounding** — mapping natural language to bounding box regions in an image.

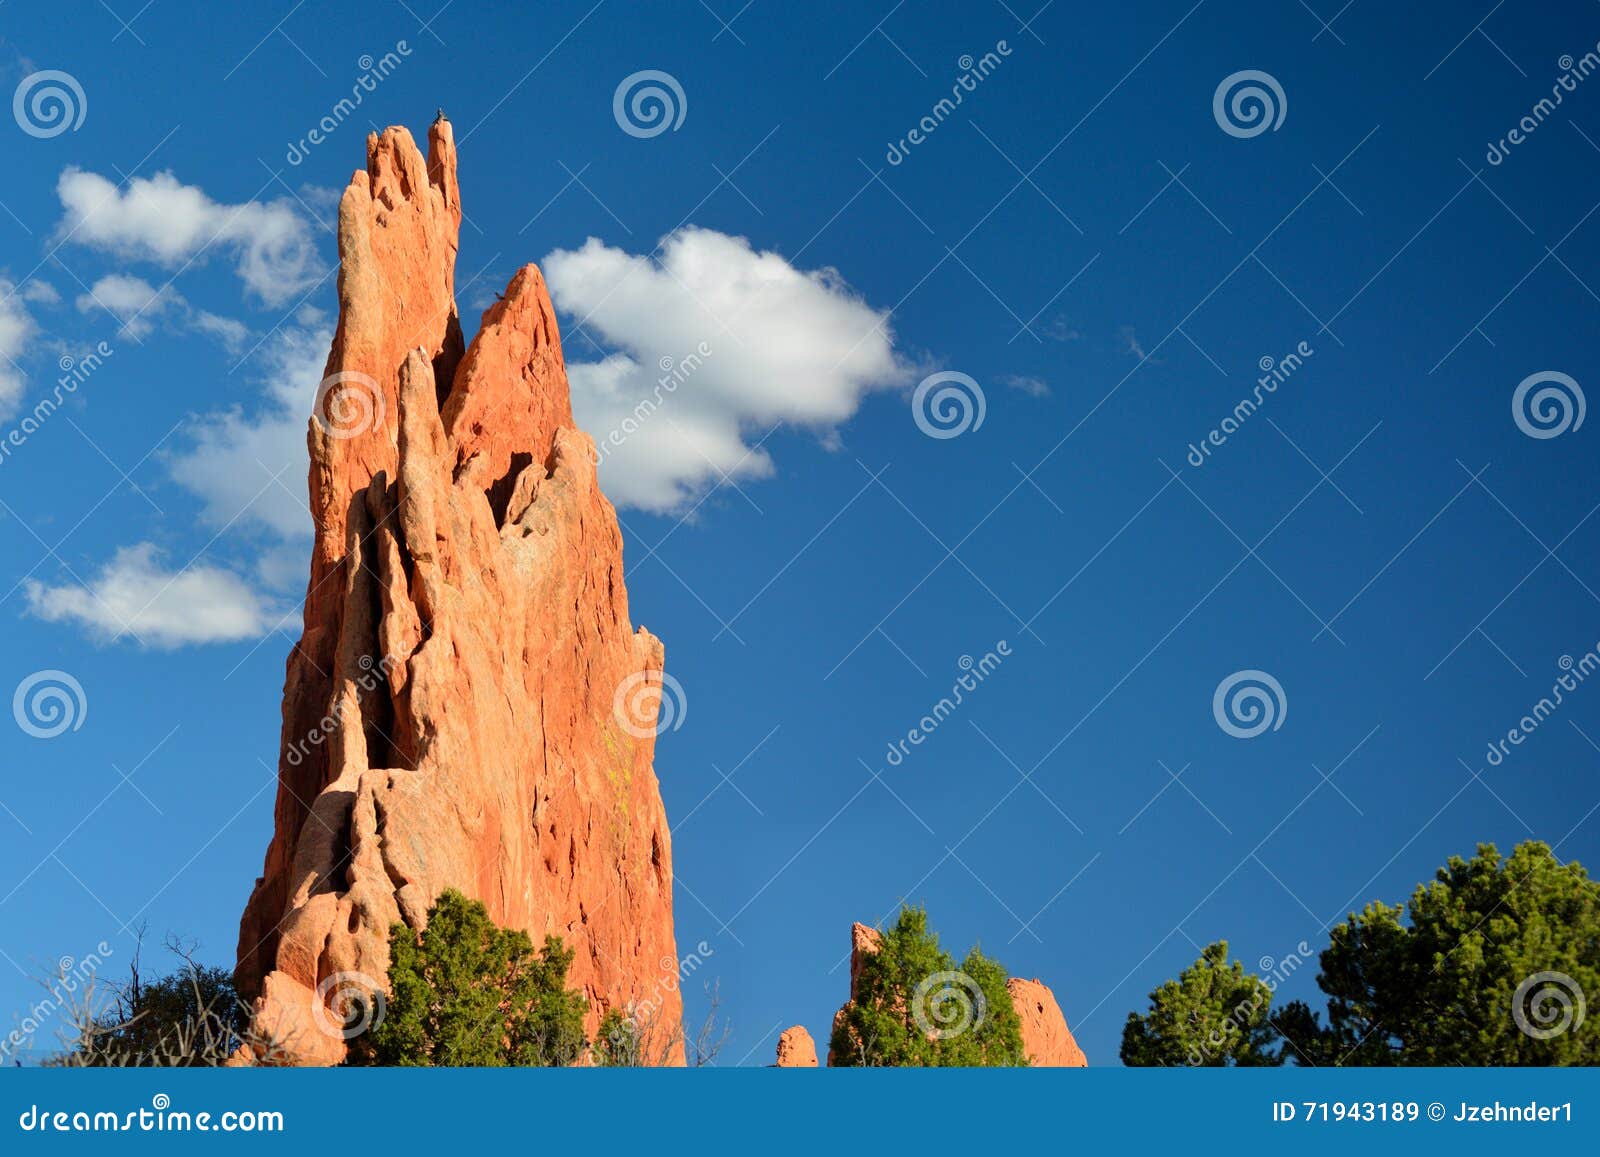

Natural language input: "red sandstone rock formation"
[1007,977,1088,1066]
[235,117,680,1065]
[825,920,1087,1066]
[775,1026,818,1067]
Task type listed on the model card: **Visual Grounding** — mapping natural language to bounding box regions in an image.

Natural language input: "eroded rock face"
[235,118,680,1065]
[1006,978,1088,1066]
[825,920,1087,1066]
[775,1026,818,1067]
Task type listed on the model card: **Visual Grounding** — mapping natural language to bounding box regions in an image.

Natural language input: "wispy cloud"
[24,543,284,647]
[0,280,37,416]
[55,168,322,305]
[75,272,248,350]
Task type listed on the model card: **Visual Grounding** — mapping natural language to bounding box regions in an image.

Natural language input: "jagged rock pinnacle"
[233,118,680,1066]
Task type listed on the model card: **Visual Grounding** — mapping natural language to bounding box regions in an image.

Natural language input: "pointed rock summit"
[774,1025,818,1067]
[235,119,681,1065]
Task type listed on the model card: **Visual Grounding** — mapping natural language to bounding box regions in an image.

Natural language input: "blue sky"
[2,0,1599,1066]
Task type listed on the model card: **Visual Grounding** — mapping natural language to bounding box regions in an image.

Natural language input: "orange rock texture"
[826,921,1087,1066]
[234,117,680,1065]
[1006,977,1088,1066]
[774,1026,818,1067]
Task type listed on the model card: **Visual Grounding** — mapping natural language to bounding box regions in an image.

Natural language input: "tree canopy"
[829,905,1028,1067]
[1120,940,1280,1066]
[362,889,590,1066]
[1125,841,1598,1066]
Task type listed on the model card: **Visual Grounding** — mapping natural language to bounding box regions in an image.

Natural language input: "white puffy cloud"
[55,168,322,305]
[167,318,330,542]
[542,227,911,513]
[0,282,37,416]
[75,273,249,350]
[24,543,283,647]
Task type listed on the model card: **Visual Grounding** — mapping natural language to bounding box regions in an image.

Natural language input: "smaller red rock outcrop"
[774,1026,818,1067]
[826,919,1087,1066]
[1007,977,1088,1066]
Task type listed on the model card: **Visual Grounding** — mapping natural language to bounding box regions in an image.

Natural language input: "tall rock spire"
[235,119,681,1065]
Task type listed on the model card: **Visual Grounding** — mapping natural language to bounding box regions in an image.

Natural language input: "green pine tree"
[1120,941,1281,1066]
[1280,841,1599,1065]
[360,889,589,1066]
[829,906,1029,1067]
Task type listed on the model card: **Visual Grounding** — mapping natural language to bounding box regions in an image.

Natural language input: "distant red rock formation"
[234,118,680,1065]
[1006,977,1088,1066]
[825,920,1087,1066]
[775,1026,818,1067]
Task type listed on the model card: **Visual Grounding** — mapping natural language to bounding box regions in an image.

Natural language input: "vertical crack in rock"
[235,118,680,1065]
